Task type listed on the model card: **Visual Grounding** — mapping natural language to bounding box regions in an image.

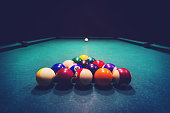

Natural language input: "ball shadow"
[114,84,136,95]
[94,84,113,90]
[74,84,93,96]
[53,83,73,96]
[94,84,115,96]
[75,84,92,91]
[31,84,54,96]
[55,83,73,90]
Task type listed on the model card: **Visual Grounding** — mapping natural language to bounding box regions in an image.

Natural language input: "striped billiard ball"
[112,68,132,85]
[75,68,93,86]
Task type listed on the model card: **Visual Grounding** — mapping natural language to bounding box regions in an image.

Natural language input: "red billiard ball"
[75,68,93,86]
[94,68,113,86]
[112,68,132,85]
[93,60,105,68]
[57,68,74,85]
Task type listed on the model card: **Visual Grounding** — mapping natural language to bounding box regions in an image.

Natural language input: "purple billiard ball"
[77,60,89,68]
[103,63,117,72]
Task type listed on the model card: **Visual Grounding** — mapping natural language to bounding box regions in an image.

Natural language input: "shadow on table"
[27,38,55,46]
[145,45,170,54]
[53,84,73,96]
[0,45,23,53]
[0,38,55,53]
[94,84,115,96]
[75,84,93,91]
[114,84,136,95]
[31,84,54,96]
[118,38,170,54]
[73,84,93,96]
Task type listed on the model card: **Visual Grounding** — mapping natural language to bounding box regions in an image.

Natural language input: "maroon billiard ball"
[112,68,132,85]
[56,68,74,85]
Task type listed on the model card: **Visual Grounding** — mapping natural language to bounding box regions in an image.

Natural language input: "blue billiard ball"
[70,64,82,74]
[51,63,66,73]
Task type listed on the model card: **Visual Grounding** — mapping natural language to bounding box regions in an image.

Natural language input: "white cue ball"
[84,38,88,42]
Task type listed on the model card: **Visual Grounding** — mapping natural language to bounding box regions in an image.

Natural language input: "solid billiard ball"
[103,63,117,73]
[79,55,88,60]
[93,60,105,68]
[94,68,113,86]
[86,57,96,63]
[70,64,83,74]
[72,57,82,63]
[112,68,132,85]
[51,63,66,73]
[36,68,56,86]
[75,68,93,86]
[63,60,75,68]
[84,38,88,42]
[57,68,74,85]
[77,60,89,68]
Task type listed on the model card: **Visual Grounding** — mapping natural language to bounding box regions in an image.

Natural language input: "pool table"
[0,38,170,113]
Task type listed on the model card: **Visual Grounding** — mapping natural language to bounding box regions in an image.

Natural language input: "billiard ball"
[75,68,93,86]
[86,64,99,82]
[93,60,105,68]
[84,38,88,42]
[112,68,132,85]
[57,68,74,85]
[36,68,55,86]
[63,60,75,68]
[103,63,117,73]
[51,63,66,73]
[70,64,83,74]
[79,55,88,60]
[77,60,89,68]
[94,68,113,86]
[72,57,82,63]
[86,64,99,75]
[86,57,96,63]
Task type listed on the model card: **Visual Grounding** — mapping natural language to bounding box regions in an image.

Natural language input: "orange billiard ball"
[94,68,113,86]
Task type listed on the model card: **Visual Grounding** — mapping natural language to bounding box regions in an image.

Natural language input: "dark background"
[1,0,170,46]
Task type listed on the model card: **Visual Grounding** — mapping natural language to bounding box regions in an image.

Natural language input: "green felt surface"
[0,39,170,113]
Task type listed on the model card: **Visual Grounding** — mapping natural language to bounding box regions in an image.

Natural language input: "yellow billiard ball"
[79,55,88,60]
[36,68,55,86]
